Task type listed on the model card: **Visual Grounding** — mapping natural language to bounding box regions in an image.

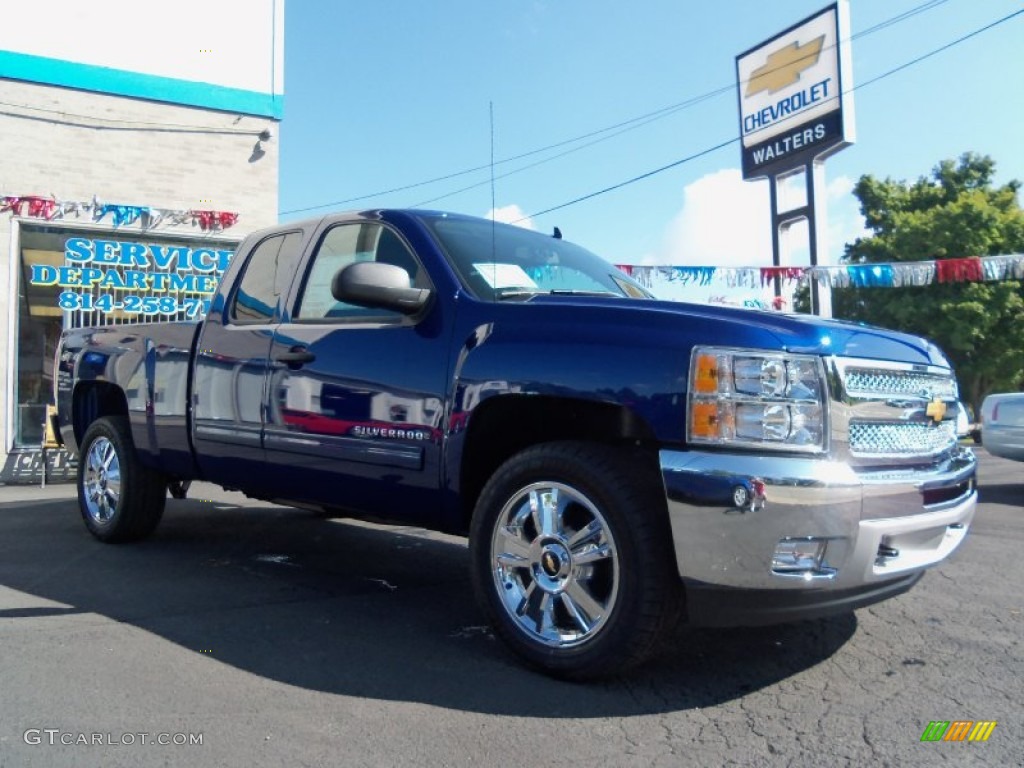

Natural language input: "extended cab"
[54,209,977,678]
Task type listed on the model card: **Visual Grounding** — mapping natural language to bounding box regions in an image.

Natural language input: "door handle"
[275,346,316,368]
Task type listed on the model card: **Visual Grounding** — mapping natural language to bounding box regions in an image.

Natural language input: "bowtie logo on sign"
[746,35,824,96]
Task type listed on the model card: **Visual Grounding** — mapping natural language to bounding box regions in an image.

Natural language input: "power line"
[520,7,1024,222]
[407,100,720,208]
[851,0,949,39]
[279,0,950,216]
[855,6,1022,91]
[281,84,733,215]
[522,138,740,221]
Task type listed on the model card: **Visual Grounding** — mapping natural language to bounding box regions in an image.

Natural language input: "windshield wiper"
[548,289,619,297]
[494,288,620,301]
[494,288,544,301]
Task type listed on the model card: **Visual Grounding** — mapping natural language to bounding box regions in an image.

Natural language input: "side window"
[294,223,425,321]
[230,232,303,323]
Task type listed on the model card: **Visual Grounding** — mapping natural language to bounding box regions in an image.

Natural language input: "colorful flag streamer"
[1,192,240,232]
[613,254,1024,290]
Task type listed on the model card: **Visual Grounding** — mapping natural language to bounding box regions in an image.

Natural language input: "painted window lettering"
[28,237,233,318]
[64,238,232,272]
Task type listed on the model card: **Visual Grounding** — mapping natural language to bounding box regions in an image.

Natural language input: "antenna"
[489,101,496,221]
[489,102,497,295]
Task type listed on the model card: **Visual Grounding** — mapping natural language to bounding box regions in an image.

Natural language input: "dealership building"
[0,0,284,482]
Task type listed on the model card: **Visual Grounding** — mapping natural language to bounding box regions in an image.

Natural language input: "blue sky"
[278,0,1023,300]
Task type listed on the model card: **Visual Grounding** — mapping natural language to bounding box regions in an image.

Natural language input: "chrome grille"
[843,368,958,399]
[849,421,957,457]
[833,358,960,462]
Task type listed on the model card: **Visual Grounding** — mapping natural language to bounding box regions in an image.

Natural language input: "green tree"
[802,153,1024,412]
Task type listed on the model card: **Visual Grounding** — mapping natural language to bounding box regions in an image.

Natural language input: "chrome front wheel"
[490,481,619,648]
[470,442,680,680]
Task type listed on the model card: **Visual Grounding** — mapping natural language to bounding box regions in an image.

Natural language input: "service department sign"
[29,237,234,319]
[736,2,855,179]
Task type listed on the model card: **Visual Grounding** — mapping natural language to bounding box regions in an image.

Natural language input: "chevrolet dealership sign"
[736,2,855,179]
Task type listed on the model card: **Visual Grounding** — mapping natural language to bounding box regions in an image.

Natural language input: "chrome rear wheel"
[77,416,166,543]
[82,436,122,524]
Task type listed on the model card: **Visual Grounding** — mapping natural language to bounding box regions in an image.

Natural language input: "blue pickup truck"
[54,209,977,678]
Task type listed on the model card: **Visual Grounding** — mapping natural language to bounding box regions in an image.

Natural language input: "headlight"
[688,347,827,453]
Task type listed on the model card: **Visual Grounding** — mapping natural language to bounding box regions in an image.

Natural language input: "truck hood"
[526,295,952,368]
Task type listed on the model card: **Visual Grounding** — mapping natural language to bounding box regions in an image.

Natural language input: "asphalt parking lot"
[0,449,1020,768]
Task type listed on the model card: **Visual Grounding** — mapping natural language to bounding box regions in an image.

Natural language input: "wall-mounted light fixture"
[249,129,273,163]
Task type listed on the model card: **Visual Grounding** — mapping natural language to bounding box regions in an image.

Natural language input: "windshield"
[419,214,651,301]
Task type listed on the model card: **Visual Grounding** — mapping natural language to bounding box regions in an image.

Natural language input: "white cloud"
[485,204,535,230]
[637,168,870,308]
[653,169,771,267]
[825,174,869,262]
[826,174,855,198]
[652,168,867,268]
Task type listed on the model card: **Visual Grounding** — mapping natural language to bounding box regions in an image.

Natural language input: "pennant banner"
[617,254,1024,289]
[1,193,240,232]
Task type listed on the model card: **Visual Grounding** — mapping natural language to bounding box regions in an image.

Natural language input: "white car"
[954,401,971,439]
[979,392,1024,461]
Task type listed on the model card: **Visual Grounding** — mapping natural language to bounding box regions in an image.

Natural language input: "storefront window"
[13,225,238,447]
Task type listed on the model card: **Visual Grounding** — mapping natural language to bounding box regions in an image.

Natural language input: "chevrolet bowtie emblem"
[925,398,947,424]
[747,35,825,96]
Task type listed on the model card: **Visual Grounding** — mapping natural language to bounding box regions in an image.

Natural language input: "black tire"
[469,441,681,680]
[77,416,166,543]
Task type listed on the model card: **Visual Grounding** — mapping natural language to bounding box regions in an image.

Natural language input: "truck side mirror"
[331,261,431,315]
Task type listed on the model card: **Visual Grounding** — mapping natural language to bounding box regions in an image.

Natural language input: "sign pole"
[769,174,783,302]
[809,160,832,318]
[805,163,820,316]
[769,164,819,314]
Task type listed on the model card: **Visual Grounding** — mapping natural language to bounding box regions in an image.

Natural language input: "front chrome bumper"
[660,446,976,622]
